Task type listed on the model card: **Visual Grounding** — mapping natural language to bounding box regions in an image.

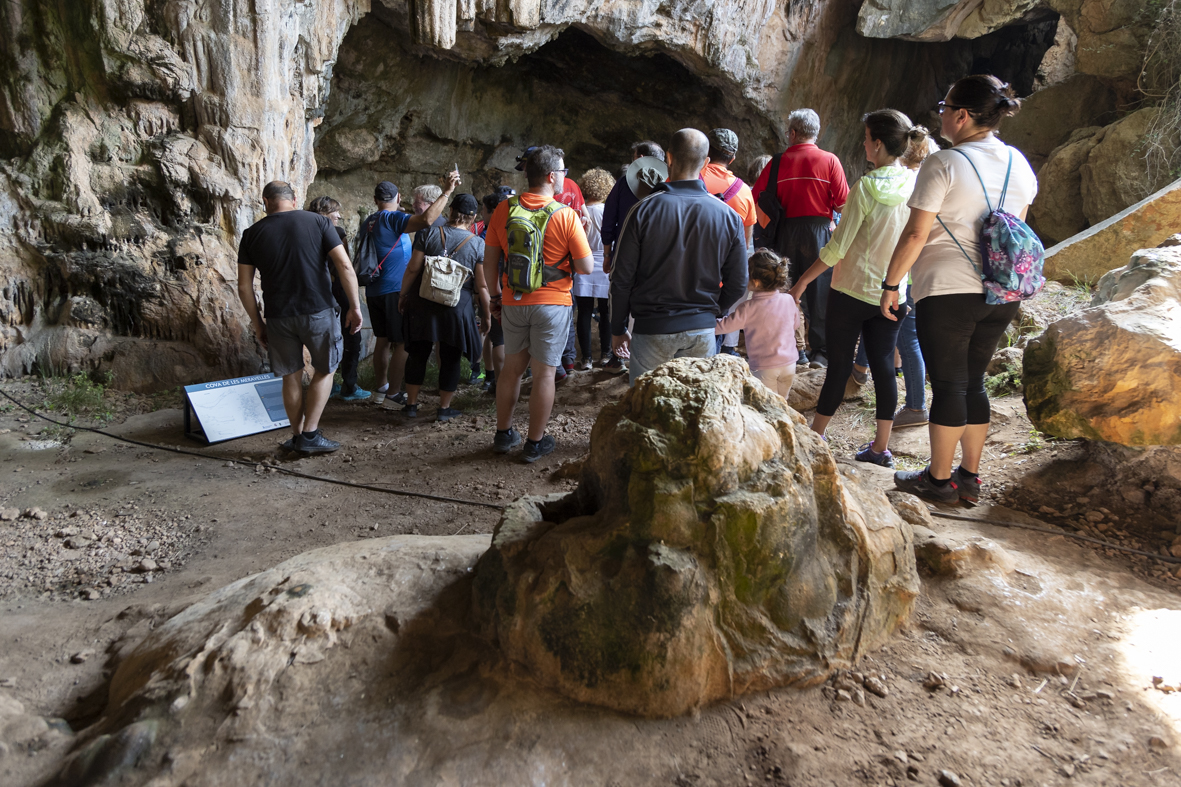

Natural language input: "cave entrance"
[310,19,780,228]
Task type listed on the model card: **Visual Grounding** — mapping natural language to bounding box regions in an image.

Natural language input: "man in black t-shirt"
[237,181,363,454]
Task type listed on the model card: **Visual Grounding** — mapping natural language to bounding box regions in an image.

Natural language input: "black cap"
[514,146,540,172]
[451,193,479,215]
[493,185,517,196]
[374,181,398,201]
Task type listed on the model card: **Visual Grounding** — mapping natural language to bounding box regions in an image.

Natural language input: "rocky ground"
[0,316,1179,784]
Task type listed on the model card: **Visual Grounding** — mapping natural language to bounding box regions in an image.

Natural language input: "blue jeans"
[629,329,715,385]
[898,293,925,411]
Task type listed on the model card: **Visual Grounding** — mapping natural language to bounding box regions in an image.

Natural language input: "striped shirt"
[751,142,849,221]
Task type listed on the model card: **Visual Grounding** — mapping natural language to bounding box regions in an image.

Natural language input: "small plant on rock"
[985,362,1022,398]
[42,372,113,422]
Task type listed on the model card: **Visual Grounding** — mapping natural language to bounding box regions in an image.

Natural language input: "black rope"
[0,389,507,512]
[927,510,1181,565]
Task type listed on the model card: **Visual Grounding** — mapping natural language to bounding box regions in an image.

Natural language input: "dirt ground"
[1,355,1179,786]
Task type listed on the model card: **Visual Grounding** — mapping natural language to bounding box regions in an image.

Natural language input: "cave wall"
[0,0,1156,390]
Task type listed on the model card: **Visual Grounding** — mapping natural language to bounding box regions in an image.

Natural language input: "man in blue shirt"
[358,175,460,404]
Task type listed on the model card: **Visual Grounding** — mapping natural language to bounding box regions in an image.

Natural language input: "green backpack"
[504,197,570,300]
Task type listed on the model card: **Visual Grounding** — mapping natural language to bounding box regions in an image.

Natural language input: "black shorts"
[366,292,404,343]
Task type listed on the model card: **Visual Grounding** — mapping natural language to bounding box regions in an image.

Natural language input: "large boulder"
[1042,178,1181,283]
[1024,243,1181,445]
[1080,108,1173,227]
[1029,126,1106,246]
[472,356,919,718]
[1002,74,1115,166]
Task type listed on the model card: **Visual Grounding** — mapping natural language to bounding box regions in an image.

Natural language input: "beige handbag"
[419,227,474,307]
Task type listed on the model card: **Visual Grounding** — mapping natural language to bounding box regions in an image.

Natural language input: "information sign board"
[182,374,289,444]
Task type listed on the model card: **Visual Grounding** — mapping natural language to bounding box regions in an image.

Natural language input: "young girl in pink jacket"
[715,249,802,397]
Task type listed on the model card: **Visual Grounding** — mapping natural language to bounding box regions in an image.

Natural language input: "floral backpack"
[937,148,1045,304]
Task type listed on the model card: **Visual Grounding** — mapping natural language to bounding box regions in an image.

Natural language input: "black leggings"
[915,293,1020,427]
[816,289,903,420]
[405,341,463,392]
[576,296,610,359]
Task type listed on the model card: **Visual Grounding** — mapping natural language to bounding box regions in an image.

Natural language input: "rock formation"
[1042,179,1181,284]
[1024,241,1181,445]
[473,356,919,717]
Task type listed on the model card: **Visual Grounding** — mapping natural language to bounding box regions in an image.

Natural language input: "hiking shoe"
[485,379,497,396]
[481,376,494,393]
[280,436,297,452]
[893,408,929,428]
[437,407,462,423]
[329,382,343,399]
[855,443,895,468]
[402,403,418,418]
[295,431,341,455]
[851,368,869,386]
[493,427,523,454]
[522,434,556,463]
[894,467,959,504]
[797,350,810,368]
[555,365,567,383]
[953,466,982,506]
[563,360,575,372]
[388,391,408,406]
[605,356,627,375]
[340,387,371,402]
[809,353,828,369]
[578,358,593,372]
[465,363,482,384]
[719,346,741,357]
[372,387,388,404]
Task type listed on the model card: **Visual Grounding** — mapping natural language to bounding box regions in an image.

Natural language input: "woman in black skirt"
[398,194,491,421]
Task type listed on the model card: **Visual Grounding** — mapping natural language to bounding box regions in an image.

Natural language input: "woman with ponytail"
[790,109,932,466]
[879,75,1037,505]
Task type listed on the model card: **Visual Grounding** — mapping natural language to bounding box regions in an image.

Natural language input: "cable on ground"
[0,389,507,512]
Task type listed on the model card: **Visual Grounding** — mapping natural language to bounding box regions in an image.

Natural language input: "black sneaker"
[388,391,408,406]
[953,466,982,506]
[295,430,341,455]
[493,427,523,454]
[522,434,556,463]
[280,436,297,452]
[894,467,959,504]
[437,407,462,423]
[402,403,418,418]
[809,352,828,369]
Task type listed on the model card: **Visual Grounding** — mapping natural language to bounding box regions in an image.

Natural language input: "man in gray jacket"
[610,128,748,384]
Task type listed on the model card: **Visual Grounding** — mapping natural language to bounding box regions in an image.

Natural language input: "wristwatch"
[880,280,900,292]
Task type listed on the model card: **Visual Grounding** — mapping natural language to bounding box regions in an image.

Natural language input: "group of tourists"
[236,73,1038,504]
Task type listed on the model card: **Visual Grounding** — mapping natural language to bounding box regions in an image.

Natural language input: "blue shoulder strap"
[951,148,991,212]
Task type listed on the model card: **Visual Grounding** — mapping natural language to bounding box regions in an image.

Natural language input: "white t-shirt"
[907,136,1038,301]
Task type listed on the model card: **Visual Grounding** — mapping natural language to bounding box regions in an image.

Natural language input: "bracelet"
[880,280,900,292]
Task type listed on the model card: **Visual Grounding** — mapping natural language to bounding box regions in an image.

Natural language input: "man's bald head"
[666,129,709,181]
[262,181,297,214]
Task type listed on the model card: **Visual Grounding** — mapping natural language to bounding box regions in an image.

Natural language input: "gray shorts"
[267,308,342,377]
[500,303,571,368]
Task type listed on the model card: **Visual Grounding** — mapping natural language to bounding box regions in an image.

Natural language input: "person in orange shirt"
[484,146,594,462]
[702,128,757,356]
[701,128,756,249]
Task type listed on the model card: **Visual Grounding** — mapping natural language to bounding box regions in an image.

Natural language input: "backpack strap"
[438,225,449,257]
[720,176,744,202]
[998,149,1013,211]
[936,215,978,273]
[452,230,476,255]
[950,148,991,213]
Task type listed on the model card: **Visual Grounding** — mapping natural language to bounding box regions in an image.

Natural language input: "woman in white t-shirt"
[879,75,1037,506]
[573,168,615,370]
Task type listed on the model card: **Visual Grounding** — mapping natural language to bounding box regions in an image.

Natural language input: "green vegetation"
[984,363,1022,398]
[41,372,113,422]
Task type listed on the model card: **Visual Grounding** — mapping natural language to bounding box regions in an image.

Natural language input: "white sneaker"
[372,387,388,404]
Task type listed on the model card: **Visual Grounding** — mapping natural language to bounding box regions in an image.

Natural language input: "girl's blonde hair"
[580,168,616,202]
[748,248,791,292]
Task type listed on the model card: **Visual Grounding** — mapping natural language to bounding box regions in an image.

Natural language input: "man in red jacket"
[752,109,849,368]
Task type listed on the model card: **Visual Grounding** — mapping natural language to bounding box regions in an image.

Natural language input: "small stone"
[83,589,101,601]
[852,687,866,706]
[132,558,158,573]
[70,650,93,664]
[937,770,962,787]
[865,676,889,697]
[1062,763,1075,777]
[1038,505,1058,515]
[893,750,908,764]
[1148,735,1168,750]
[836,689,852,702]
[1085,510,1104,523]
[147,540,160,553]
[924,672,946,690]
[26,507,48,520]
[0,508,19,521]
[909,753,924,762]
[1094,689,1114,700]
[64,536,91,549]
